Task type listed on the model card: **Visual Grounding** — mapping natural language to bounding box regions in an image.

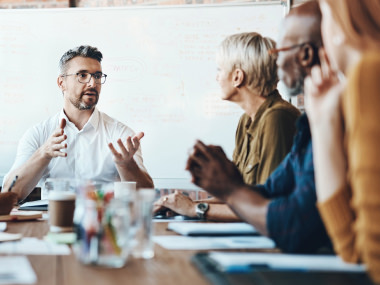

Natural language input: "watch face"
[198,203,207,211]
[196,203,209,219]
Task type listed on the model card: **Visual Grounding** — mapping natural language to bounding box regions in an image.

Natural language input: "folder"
[192,252,374,285]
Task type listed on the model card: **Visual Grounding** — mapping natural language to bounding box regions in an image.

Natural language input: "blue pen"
[8,175,18,192]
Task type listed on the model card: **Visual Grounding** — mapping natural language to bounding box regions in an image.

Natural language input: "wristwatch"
[195,203,209,220]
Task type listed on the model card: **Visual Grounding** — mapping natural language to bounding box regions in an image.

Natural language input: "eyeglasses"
[61,72,107,85]
[268,43,309,55]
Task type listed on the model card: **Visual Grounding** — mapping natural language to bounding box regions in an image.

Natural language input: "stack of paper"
[0,237,70,255]
[0,256,37,284]
[153,236,275,250]
[0,232,22,242]
[167,222,258,236]
[154,222,275,250]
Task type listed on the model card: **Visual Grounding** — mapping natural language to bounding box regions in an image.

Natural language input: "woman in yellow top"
[154,32,300,221]
[305,0,380,283]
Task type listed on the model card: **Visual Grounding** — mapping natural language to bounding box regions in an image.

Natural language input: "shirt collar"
[59,107,100,132]
[86,108,100,131]
[245,89,281,136]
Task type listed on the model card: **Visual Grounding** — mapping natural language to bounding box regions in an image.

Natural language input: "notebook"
[0,210,43,222]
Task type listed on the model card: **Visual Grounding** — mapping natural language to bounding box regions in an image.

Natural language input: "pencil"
[8,175,18,192]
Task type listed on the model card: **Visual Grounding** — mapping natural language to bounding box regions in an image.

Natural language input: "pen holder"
[73,190,131,268]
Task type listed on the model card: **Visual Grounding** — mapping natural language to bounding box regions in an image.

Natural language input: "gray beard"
[70,97,97,110]
[285,81,304,97]
[278,69,305,97]
[78,102,94,110]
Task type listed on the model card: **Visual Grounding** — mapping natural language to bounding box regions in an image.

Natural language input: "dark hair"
[59,45,103,74]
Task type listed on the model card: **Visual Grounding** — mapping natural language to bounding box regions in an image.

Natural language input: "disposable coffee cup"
[48,191,76,233]
[45,178,77,233]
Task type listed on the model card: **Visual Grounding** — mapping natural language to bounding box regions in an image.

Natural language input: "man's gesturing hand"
[108,132,144,168]
[41,118,67,159]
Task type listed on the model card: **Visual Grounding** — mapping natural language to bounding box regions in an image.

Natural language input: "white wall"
[0,3,285,181]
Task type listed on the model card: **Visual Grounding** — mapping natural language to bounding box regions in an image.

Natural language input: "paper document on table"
[153,235,275,250]
[208,252,367,272]
[0,237,70,255]
[154,215,201,223]
[167,222,258,236]
[0,256,37,284]
[0,232,22,242]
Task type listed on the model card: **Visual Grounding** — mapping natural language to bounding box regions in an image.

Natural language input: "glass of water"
[132,188,156,259]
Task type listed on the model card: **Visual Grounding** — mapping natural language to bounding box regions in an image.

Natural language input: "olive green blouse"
[232,90,300,185]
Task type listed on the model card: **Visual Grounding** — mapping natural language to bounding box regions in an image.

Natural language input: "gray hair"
[217,32,278,96]
[59,45,103,74]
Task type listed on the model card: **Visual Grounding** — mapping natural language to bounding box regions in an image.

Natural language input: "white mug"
[114,181,137,199]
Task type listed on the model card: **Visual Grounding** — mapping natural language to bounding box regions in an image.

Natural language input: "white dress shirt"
[3,108,147,196]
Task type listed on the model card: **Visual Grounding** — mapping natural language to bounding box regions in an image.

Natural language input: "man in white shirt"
[2,45,153,200]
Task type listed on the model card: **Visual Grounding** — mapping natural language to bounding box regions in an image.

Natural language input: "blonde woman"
[154,32,300,222]
[305,0,380,282]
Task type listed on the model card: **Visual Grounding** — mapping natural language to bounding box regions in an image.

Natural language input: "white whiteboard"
[0,3,285,180]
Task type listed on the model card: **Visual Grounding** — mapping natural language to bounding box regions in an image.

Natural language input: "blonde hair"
[216,32,278,97]
[321,0,380,47]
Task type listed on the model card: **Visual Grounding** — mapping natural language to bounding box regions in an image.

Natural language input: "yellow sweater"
[318,52,380,283]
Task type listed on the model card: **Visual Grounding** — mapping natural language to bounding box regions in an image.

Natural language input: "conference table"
[5,218,211,285]
[4,217,375,285]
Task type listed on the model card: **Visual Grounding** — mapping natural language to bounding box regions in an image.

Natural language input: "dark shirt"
[255,114,331,253]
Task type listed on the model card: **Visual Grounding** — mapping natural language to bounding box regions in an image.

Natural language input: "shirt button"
[247,164,253,170]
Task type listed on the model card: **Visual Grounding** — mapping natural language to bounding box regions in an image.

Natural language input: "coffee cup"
[45,178,76,233]
[114,181,136,199]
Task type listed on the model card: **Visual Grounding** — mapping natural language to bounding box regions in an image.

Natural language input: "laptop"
[19,200,48,211]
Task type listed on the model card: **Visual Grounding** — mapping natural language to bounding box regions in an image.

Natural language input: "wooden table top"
[5,219,209,285]
[7,218,367,285]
